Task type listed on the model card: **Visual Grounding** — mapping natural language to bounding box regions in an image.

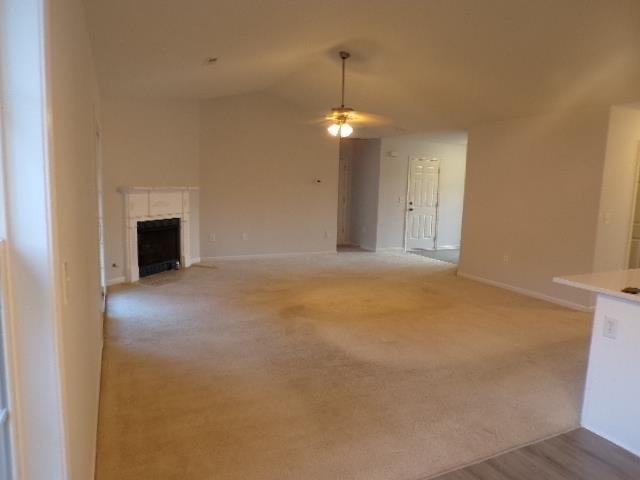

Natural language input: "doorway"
[628,148,640,268]
[400,139,468,266]
[337,139,352,247]
[405,156,440,251]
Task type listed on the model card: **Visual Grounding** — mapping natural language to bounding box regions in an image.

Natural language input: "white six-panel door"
[405,157,440,250]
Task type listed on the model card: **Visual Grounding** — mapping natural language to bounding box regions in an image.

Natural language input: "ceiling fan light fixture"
[326,51,356,138]
[327,123,341,136]
[340,123,353,137]
[327,122,353,138]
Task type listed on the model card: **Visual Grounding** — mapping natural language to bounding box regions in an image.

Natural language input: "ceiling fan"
[323,51,390,138]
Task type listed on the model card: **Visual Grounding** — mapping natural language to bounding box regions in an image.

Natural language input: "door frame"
[625,144,640,267]
[403,155,441,252]
[337,140,352,245]
[94,108,107,313]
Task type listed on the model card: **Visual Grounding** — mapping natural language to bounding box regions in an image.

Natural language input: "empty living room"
[2,1,640,479]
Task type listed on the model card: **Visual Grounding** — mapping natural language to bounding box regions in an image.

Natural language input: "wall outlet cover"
[603,316,618,340]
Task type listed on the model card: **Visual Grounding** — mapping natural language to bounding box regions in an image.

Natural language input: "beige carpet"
[96,252,591,480]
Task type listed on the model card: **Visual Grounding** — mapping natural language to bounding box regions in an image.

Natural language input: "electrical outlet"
[242,233,249,241]
[208,233,216,242]
[603,316,618,340]
[324,230,329,239]
[502,253,510,263]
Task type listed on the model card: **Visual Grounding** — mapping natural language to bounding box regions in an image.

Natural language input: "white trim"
[121,187,195,283]
[190,257,201,264]
[0,241,20,479]
[625,146,640,268]
[404,156,441,251]
[43,3,72,474]
[435,244,460,251]
[199,250,338,261]
[457,271,594,312]
[106,277,125,287]
[375,247,404,253]
[407,244,460,252]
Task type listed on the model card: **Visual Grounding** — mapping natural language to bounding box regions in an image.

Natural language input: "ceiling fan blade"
[347,111,393,126]
[305,110,392,128]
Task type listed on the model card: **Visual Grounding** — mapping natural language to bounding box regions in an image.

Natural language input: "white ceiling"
[85,0,640,134]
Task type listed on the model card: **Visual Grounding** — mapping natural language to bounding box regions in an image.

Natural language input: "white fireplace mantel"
[120,186,198,283]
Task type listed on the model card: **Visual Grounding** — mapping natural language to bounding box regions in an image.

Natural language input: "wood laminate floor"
[432,429,640,480]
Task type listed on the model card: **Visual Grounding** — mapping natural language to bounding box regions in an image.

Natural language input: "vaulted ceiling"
[85,0,640,134]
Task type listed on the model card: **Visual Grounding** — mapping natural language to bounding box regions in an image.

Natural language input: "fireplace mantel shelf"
[118,186,199,194]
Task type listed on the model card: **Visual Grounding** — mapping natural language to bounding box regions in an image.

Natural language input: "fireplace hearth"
[137,218,181,277]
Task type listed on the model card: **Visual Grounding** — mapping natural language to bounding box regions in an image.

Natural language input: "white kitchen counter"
[554,269,640,456]
[554,268,640,303]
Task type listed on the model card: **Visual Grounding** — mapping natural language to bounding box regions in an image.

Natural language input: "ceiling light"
[326,51,356,138]
[339,123,353,137]
[327,124,341,136]
[327,122,354,138]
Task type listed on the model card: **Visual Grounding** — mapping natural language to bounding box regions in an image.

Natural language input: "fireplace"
[137,218,181,277]
[119,186,197,283]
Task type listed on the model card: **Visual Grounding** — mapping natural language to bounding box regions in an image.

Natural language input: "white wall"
[102,98,200,282]
[346,139,381,250]
[593,106,640,273]
[199,92,338,258]
[582,295,640,455]
[377,136,467,251]
[0,0,68,477]
[459,108,611,309]
[1,0,104,478]
[48,1,104,478]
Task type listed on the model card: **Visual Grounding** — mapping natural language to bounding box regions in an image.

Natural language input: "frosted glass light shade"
[340,123,353,137]
[327,122,354,138]
[327,123,341,136]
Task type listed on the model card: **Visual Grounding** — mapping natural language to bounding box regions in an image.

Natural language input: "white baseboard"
[436,244,460,251]
[200,250,338,261]
[106,276,125,287]
[457,271,594,312]
[190,257,201,264]
[410,245,460,252]
[375,247,405,253]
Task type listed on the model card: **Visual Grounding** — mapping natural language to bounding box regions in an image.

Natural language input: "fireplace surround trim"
[119,186,198,283]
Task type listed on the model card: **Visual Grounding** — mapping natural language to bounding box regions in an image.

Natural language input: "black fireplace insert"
[137,218,181,277]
